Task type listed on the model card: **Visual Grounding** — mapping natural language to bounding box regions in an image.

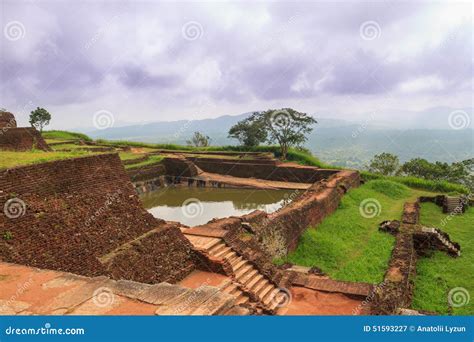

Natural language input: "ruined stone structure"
[0,112,50,151]
[0,111,17,128]
[0,154,213,284]
[0,152,371,315]
[373,199,461,314]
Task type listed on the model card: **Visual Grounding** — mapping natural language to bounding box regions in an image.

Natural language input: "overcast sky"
[1,1,472,129]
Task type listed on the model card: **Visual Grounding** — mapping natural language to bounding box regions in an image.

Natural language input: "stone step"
[208,242,227,254]
[203,239,222,252]
[246,274,264,289]
[229,256,244,268]
[257,283,275,300]
[239,269,259,285]
[262,287,280,306]
[252,278,269,295]
[213,246,232,258]
[235,264,253,279]
[235,293,249,305]
[232,259,246,272]
[228,254,241,265]
[222,250,237,260]
[222,283,238,295]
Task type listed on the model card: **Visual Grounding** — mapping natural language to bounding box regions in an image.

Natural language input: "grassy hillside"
[280,180,432,283]
[42,130,92,141]
[412,203,473,315]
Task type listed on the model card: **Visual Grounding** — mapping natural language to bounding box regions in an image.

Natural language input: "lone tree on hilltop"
[228,112,267,147]
[187,131,211,147]
[29,107,51,132]
[229,108,316,159]
[368,153,401,176]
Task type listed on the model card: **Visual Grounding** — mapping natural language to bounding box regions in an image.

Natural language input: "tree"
[401,158,436,179]
[368,153,400,176]
[29,107,51,132]
[186,131,211,147]
[261,108,317,160]
[228,112,267,147]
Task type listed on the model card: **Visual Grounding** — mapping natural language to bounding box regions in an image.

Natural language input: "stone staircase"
[185,234,284,313]
[443,196,464,214]
[420,227,461,257]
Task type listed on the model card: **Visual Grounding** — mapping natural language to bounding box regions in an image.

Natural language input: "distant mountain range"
[85,107,473,168]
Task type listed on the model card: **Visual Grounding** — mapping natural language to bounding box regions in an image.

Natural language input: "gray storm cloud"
[0,1,472,128]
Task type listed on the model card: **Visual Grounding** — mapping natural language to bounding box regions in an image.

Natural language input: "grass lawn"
[412,203,474,315]
[118,152,148,161]
[125,155,164,169]
[0,150,96,169]
[281,180,434,284]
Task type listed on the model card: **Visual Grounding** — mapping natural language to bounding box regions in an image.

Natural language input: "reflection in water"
[140,187,297,227]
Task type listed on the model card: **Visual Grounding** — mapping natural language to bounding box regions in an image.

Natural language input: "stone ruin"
[0,111,50,151]
[0,111,17,128]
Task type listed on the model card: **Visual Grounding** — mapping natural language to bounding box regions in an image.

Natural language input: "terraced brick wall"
[0,154,197,283]
[0,127,50,151]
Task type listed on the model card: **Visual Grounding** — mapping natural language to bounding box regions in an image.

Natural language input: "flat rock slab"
[294,274,373,297]
[137,283,190,305]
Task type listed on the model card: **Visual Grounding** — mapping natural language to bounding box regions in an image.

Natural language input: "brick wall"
[191,159,337,183]
[0,127,50,151]
[193,170,360,259]
[102,224,198,284]
[162,158,199,177]
[252,170,360,257]
[0,154,198,283]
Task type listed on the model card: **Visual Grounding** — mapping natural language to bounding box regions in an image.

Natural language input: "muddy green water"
[140,187,296,227]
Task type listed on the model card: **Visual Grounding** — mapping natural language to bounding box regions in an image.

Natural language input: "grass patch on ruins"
[412,203,474,315]
[125,155,164,169]
[51,143,106,151]
[282,180,431,284]
[0,150,94,169]
[361,171,468,194]
[42,130,92,142]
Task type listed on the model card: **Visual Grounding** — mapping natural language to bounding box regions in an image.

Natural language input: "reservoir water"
[140,187,296,226]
